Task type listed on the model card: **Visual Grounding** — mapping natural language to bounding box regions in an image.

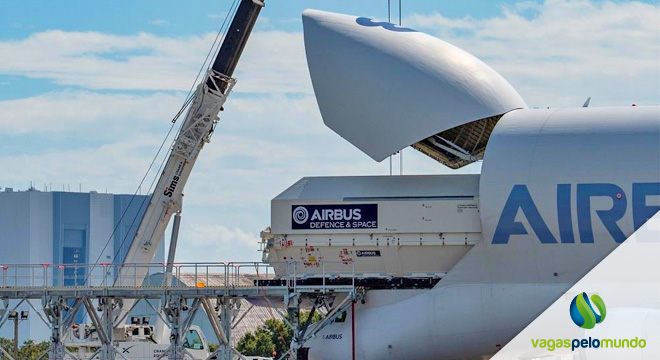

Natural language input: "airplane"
[259,9,660,360]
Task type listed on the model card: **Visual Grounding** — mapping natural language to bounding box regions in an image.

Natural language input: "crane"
[111,0,265,346]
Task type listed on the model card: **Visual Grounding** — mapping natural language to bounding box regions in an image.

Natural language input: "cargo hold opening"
[411,114,502,169]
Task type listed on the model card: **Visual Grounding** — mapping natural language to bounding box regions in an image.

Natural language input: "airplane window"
[183,330,204,350]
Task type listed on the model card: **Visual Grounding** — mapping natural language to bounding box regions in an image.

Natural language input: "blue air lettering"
[492,183,660,244]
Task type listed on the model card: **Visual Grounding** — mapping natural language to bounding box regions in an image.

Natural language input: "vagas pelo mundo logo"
[570,292,606,329]
[531,292,647,352]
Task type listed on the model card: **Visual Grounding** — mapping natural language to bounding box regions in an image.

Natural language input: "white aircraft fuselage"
[305,106,659,360]
[292,9,660,360]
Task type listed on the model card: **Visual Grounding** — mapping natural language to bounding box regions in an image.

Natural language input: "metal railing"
[0,261,356,292]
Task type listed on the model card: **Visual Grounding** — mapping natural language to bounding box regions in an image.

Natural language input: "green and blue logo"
[531,292,647,351]
[570,292,607,329]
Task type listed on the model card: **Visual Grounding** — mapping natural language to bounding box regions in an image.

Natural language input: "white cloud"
[175,224,262,263]
[0,31,201,90]
[187,224,258,248]
[0,136,164,192]
[0,30,309,94]
[0,91,186,134]
[235,31,311,93]
[406,0,660,107]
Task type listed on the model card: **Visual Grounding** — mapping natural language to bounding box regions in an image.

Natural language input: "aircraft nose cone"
[302,9,526,162]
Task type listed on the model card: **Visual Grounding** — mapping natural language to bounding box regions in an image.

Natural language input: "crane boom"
[113,0,265,318]
[209,0,264,89]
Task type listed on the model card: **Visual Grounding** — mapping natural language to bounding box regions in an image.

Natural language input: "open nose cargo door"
[302,9,527,168]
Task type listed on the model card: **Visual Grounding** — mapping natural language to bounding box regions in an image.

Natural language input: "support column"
[217,298,237,360]
[286,292,301,360]
[286,290,365,360]
[164,211,182,287]
[163,295,199,360]
[43,296,66,360]
[100,297,117,360]
[351,299,356,360]
[164,295,185,360]
[200,297,230,360]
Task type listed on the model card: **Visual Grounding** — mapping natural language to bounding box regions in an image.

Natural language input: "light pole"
[7,310,29,356]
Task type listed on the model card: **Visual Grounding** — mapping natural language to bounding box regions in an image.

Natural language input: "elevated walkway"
[0,262,355,297]
[0,262,361,360]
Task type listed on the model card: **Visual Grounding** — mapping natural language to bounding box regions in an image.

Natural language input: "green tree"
[264,318,290,358]
[17,340,50,360]
[236,327,276,357]
[0,338,13,360]
[236,310,323,358]
[0,338,50,360]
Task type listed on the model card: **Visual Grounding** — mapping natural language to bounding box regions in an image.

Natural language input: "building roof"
[274,174,480,202]
[177,273,278,346]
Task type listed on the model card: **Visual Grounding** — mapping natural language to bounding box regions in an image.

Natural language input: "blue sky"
[0,1,556,36]
[0,0,535,100]
[3,0,655,36]
[0,0,658,263]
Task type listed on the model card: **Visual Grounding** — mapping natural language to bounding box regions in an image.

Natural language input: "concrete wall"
[0,190,164,342]
[0,191,53,340]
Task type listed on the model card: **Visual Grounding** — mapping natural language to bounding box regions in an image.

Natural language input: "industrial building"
[0,187,164,341]
[0,188,275,347]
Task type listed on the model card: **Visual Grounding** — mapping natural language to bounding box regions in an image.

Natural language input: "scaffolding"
[0,261,361,360]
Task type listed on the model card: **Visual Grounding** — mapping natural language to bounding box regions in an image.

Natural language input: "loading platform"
[0,262,363,360]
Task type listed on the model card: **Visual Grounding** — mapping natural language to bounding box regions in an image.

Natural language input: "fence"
[0,261,355,292]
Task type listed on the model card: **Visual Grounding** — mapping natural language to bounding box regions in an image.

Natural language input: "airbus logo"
[292,206,365,224]
[292,204,378,230]
[493,183,660,244]
[292,206,309,224]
